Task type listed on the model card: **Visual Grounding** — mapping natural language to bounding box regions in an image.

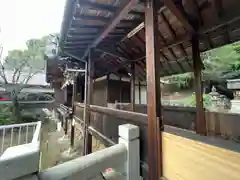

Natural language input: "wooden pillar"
[145,0,163,179]
[139,82,141,104]
[83,63,88,155]
[106,74,109,103]
[192,35,206,135]
[119,76,122,103]
[70,74,77,148]
[64,114,68,135]
[131,63,136,111]
[84,49,93,155]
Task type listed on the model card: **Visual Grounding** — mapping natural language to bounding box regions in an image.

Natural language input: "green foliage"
[0,104,14,125]
[0,118,12,125]
[0,34,57,125]
[185,93,212,107]
[233,42,240,54]
[165,41,240,88]
[4,35,52,71]
[165,73,193,89]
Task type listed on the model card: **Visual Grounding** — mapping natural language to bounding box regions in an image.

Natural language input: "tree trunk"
[12,97,21,123]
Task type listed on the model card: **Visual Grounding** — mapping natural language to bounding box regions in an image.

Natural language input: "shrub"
[185,93,212,107]
[0,118,13,125]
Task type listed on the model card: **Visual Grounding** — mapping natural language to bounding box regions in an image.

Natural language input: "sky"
[0,0,66,58]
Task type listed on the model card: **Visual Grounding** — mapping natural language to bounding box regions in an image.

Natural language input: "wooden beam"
[68,32,98,36]
[145,0,163,179]
[71,24,104,29]
[73,14,109,22]
[75,103,148,125]
[161,0,195,33]
[64,43,90,47]
[192,35,206,135]
[88,126,115,147]
[95,48,129,61]
[200,12,240,34]
[130,10,145,18]
[66,35,95,40]
[80,0,139,61]
[78,0,117,12]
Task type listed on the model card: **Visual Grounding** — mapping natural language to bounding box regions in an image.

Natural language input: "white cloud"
[0,0,66,57]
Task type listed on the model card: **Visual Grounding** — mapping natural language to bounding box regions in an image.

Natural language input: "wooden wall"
[92,80,108,106]
[107,80,130,103]
[116,103,240,140]
[163,126,240,180]
[74,103,240,179]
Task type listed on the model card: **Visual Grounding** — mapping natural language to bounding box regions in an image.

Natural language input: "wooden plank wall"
[74,103,240,179]
[163,126,240,180]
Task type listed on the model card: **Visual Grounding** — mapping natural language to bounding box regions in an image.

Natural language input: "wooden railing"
[74,102,149,178]
[74,102,148,125]
[73,102,240,180]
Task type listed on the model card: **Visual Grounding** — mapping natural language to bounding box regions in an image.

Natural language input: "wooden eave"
[49,0,240,82]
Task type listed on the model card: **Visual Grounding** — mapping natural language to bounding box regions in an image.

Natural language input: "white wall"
[135,84,147,105]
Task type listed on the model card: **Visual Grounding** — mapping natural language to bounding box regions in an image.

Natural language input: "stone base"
[230,100,240,112]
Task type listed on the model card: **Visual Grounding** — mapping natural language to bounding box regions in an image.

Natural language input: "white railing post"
[32,121,42,143]
[118,124,141,180]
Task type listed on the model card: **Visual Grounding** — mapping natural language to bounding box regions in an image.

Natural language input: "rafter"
[80,0,139,61]
[73,15,109,22]
[161,0,195,33]
[63,46,87,50]
[66,36,95,41]
[68,32,98,36]
[70,24,104,29]
[77,0,117,12]
[95,48,129,61]
[64,41,91,47]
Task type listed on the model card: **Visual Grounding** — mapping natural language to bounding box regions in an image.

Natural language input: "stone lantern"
[209,86,220,109]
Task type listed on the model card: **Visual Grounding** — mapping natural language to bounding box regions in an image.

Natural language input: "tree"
[5,35,50,71]
[164,41,240,89]
[231,42,240,71]
[0,34,51,122]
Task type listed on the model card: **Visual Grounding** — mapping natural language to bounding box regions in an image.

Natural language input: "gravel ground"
[40,118,106,170]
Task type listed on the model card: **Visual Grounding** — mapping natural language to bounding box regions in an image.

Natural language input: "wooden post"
[84,49,93,155]
[64,115,68,135]
[70,75,77,148]
[192,35,206,135]
[105,74,110,104]
[145,0,163,179]
[119,76,122,102]
[83,63,88,155]
[131,63,136,111]
[138,82,141,104]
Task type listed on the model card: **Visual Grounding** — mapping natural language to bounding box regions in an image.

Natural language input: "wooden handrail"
[88,126,115,147]
[75,102,147,125]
